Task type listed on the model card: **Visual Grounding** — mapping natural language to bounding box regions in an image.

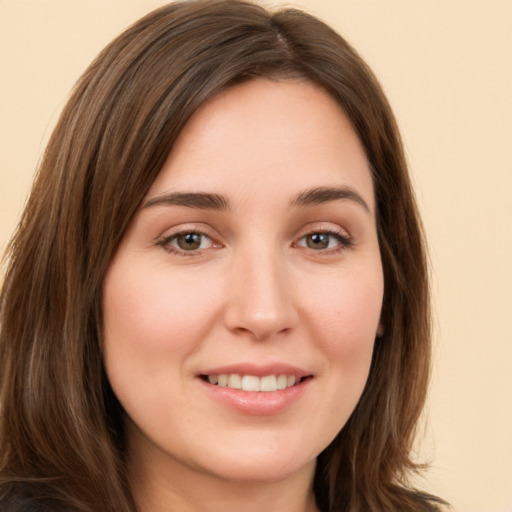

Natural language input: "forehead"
[147,78,374,213]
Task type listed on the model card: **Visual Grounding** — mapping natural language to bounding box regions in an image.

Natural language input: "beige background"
[1,1,511,510]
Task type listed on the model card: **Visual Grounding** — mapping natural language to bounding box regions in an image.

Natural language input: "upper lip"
[198,363,312,378]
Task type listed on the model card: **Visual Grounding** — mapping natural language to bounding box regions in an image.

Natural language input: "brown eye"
[296,231,352,252]
[176,233,203,251]
[160,231,214,254]
[305,233,331,250]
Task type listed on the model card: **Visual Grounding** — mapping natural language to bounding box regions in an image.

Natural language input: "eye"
[158,231,214,254]
[296,231,352,251]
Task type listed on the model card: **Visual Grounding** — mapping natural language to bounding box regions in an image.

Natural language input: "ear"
[376,322,384,337]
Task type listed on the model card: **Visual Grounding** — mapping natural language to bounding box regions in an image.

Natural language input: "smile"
[198,366,312,415]
[204,374,303,392]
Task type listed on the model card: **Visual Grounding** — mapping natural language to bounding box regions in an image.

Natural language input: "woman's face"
[103,79,383,489]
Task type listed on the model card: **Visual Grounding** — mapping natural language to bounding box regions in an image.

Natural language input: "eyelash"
[156,228,353,257]
[294,229,354,254]
[156,229,217,257]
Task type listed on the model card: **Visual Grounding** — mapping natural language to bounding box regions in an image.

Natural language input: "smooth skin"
[102,79,384,512]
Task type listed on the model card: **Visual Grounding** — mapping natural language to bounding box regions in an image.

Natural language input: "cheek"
[307,265,383,340]
[103,260,215,356]
[291,265,383,450]
[304,265,383,386]
[101,257,224,429]
[101,258,223,411]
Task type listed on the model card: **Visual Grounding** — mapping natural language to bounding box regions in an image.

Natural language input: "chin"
[193,439,319,485]
[207,458,315,485]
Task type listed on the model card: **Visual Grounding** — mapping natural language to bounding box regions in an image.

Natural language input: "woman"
[0,1,445,511]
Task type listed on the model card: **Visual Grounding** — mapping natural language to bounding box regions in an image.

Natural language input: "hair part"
[0,1,444,510]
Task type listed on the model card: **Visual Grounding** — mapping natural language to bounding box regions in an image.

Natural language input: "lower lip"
[199,378,311,416]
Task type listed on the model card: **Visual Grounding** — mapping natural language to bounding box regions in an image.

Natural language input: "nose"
[223,247,299,341]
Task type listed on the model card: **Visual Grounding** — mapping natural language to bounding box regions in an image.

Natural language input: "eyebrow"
[142,186,370,213]
[291,186,370,213]
[143,192,230,211]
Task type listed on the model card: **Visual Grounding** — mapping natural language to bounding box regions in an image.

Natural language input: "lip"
[197,363,313,416]
[198,363,311,379]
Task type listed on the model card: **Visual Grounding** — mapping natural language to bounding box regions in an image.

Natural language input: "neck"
[128,440,319,512]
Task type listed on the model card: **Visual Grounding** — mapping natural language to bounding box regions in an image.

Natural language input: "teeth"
[260,375,277,392]
[242,375,260,392]
[227,374,242,389]
[277,374,287,390]
[206,373,301,392]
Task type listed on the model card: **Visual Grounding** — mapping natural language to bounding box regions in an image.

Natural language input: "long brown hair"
[0,1,444,510]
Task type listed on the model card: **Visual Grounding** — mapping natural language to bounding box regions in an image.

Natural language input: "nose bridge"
[224,239,297,340]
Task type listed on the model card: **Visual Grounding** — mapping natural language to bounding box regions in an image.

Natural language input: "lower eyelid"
[156,227,352,254]
[157,231,216,253]
[296,230,352,248]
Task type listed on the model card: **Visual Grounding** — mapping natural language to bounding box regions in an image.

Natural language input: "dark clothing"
[0,484,61,512]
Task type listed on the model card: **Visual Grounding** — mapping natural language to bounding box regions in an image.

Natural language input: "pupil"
[178,233,201,250]
[308,233,329,249]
